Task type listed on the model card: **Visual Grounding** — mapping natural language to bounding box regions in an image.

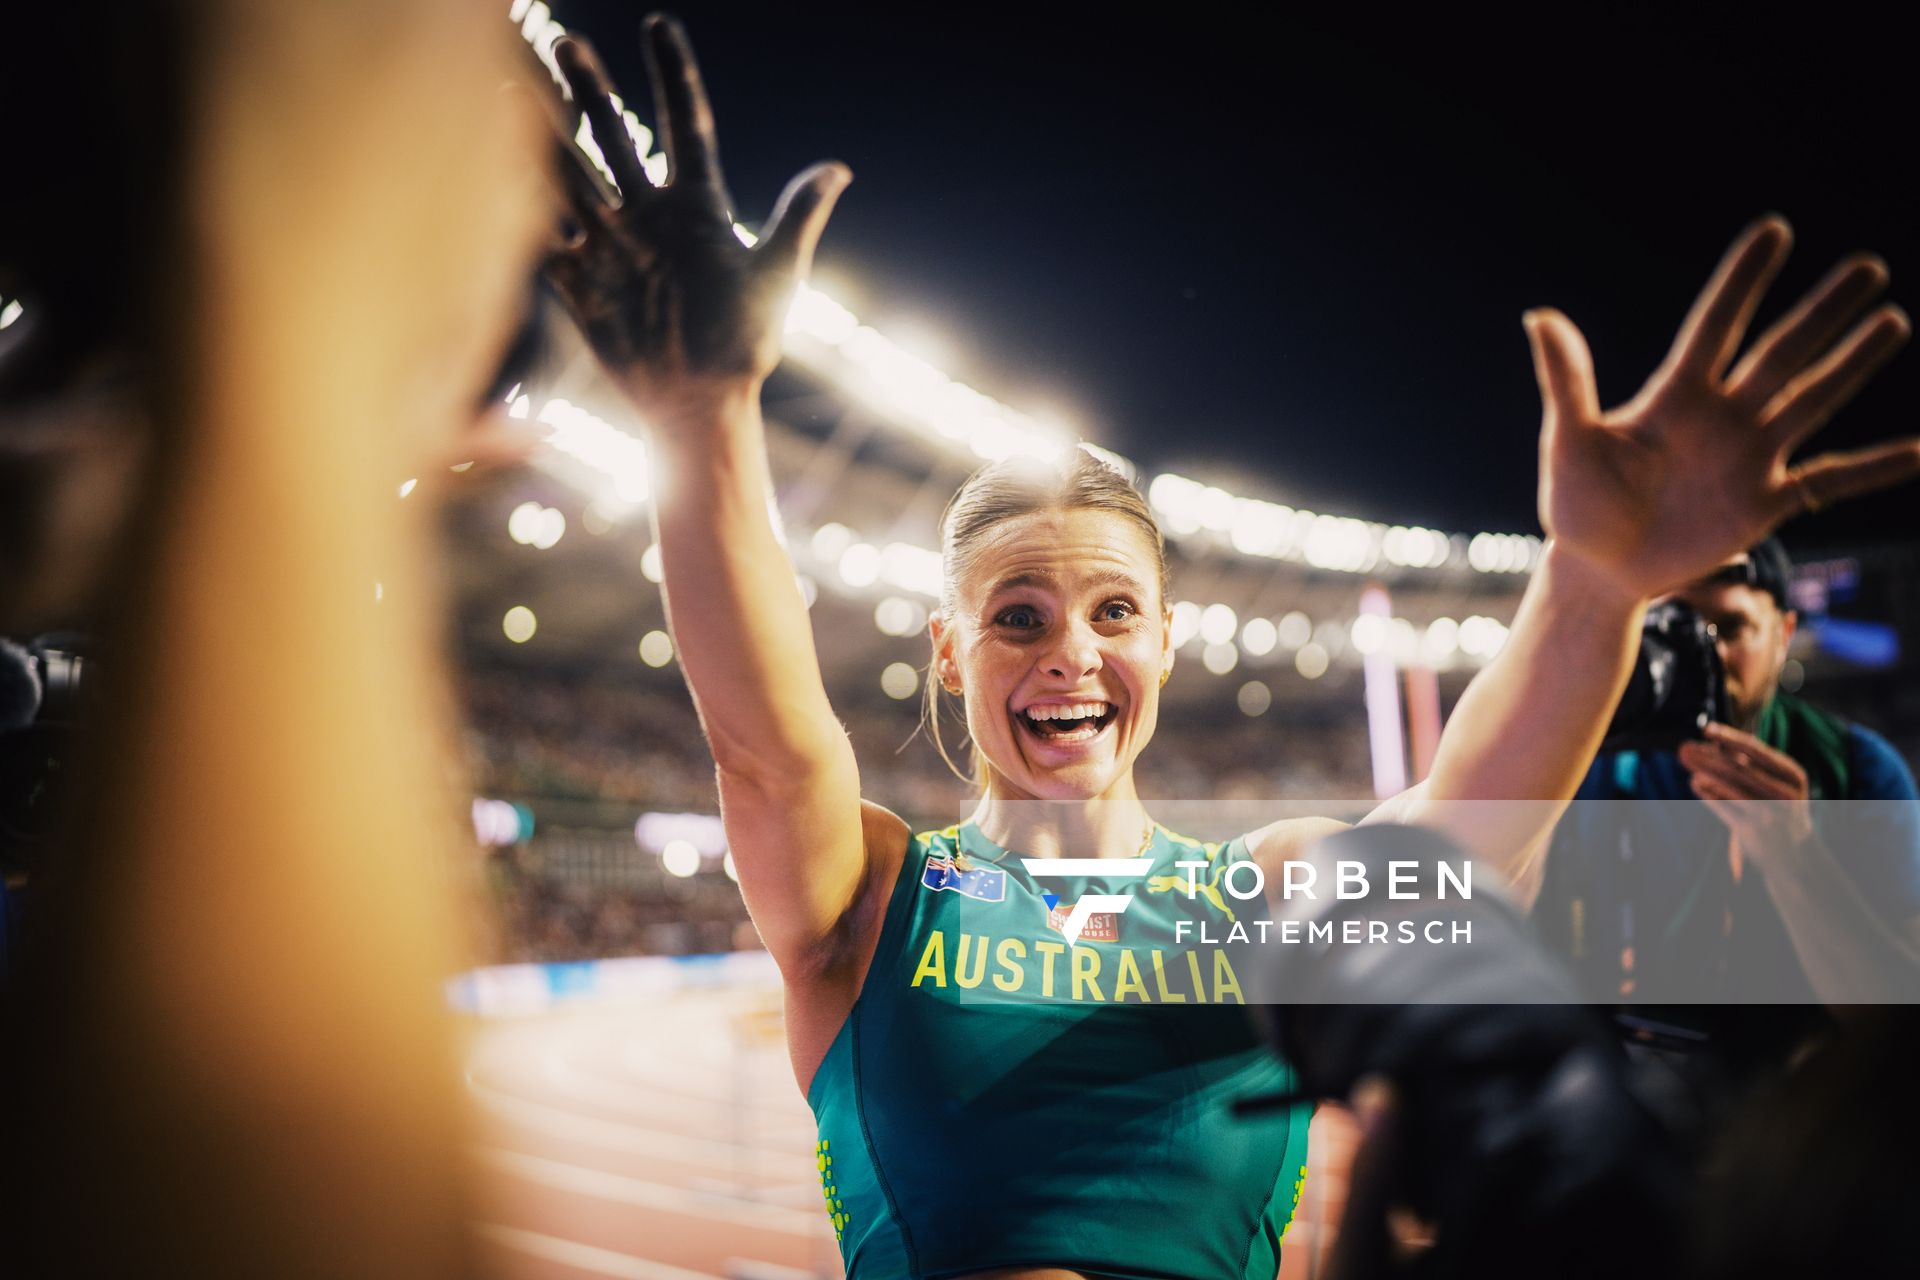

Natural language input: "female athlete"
[540,16,1917,1279]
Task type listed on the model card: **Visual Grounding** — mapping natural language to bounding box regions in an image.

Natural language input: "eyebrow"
[987,568,1150,596]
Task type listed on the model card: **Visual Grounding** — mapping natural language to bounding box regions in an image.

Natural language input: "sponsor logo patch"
[1046,900,1119,942]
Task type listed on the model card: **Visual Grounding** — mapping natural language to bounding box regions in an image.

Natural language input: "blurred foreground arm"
[7,3,547,1275]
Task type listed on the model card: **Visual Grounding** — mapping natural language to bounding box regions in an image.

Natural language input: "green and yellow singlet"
[805,821,1311,1279]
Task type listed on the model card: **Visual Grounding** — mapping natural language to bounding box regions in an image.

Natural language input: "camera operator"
[1534,538,1920,1035]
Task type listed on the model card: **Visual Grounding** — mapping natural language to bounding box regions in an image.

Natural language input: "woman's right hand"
[545,15,849,427]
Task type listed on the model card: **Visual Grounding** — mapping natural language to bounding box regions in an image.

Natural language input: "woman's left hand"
[1528,217,1917,600]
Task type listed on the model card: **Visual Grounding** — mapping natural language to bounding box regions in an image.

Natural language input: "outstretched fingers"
[642,14,725,197]
[757,162,853,283]
[1665,217,1793,381]
[1764,305,1911,456]
[1524,308,1599,425]
[554,37,655,204]
[1728,253,1890,410]
[1780,437,1920,519]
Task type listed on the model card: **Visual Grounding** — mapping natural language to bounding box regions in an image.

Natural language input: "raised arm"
[544,21,886,973]
[1368,219,1918,885]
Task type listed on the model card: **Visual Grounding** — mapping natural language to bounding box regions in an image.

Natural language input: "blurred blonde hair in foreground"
[0,1,553,1275]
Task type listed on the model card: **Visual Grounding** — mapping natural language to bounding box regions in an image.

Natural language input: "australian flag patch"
[921,852,1007,903]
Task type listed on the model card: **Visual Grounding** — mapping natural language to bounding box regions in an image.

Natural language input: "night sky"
[556,3,1917,546]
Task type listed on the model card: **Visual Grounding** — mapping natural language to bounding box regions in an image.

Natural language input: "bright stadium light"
[875,596,927,637]
[879,542,943,598]
[1277,611,1312,649]
[638,630,674,667]
[1425,616,1460,658]
[1202,642,1239,675]
[1296,642,1330,679]
[530,507,566,550]
[811,522,855,563]
[634,811,727,855]
[509,4,1544,583]
[661,839,701,878]
[538,398,652,504]
[503,606,537,644]
[1169,601,1202,649]
[508,501,544,545]
[1199,604,1238,646]
[1241,616,1278,657]
[1238,680,1272,716]
[838,542,881,588]
[1230,499,1292,557]
[1350,613,1388,656]
[880,661,920,699]
[786,286,860,344]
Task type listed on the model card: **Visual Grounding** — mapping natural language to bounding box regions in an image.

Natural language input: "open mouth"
[1016,701,1118,745]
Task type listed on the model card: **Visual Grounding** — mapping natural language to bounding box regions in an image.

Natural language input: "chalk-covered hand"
[545,16,848,424]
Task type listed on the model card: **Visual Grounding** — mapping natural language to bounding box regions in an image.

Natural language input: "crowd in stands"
[461,662,1920,965]
[460,665,1380,962]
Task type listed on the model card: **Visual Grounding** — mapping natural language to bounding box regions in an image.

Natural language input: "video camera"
[0,633,89,880]
[1600,599,1728,753]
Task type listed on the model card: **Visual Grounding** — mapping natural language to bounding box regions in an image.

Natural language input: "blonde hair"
[920,448,1169,785]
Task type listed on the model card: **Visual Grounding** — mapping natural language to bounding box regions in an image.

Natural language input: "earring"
[1159,667,1171,686]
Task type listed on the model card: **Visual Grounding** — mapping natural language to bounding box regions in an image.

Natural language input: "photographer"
[1534,539,1920,1026]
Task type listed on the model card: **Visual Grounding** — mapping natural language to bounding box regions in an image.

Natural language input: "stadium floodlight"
[638,630,674,668]
[1350,613,1388,656]
[661,840,702,878]
[511,5,1545,578]
[1199,603,1238,646]
[1168,601,1202,649]
[837,543,881,589]
[1295,643,1330,679]
[634,811,727,855]
[880,662,920,700]
[507,501,543,545]
[874,596,925,637]
[1241,616,1278,657]
[1276,611,1312,649]
[1237,681,1272,716]
[879,542,943,598]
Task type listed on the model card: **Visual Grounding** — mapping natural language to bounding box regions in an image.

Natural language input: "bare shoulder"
[1244,815,1352,873]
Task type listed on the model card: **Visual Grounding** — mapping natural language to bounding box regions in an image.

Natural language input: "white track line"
[476,1224,724,1280]
[474,1148,831,1237]
[472,1080,803,1168]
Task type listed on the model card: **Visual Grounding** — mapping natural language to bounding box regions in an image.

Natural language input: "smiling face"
[930,508,1174,802]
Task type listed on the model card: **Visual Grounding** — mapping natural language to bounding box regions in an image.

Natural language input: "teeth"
[1024,701,1111,722]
